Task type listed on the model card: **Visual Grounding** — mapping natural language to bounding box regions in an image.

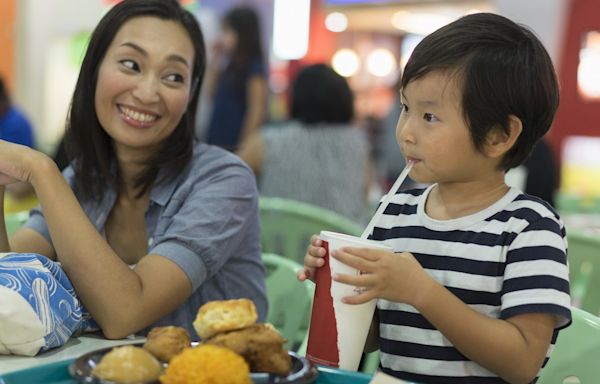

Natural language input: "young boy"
[299,13,570,384]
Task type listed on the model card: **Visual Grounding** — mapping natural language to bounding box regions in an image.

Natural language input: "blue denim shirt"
[24,142,267,339]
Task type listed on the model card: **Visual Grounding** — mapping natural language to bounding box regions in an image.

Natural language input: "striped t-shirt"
[370,185,571,384]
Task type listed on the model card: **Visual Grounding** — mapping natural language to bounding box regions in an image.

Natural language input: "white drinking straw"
[361,160,414,239]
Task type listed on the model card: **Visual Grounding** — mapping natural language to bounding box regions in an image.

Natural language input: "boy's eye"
[423,113,439,122]
[164,73,185,83]
[400,103,409,113]
[120,59,139,71]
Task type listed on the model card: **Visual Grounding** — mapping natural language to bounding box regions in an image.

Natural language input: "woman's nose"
[132,76,160,104]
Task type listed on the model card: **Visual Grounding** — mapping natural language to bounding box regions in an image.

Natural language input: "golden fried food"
[160,344,251,384]
[92,345,162,383]
[193,299,257,339]
[204,323,291,376]
[143,326,191,362]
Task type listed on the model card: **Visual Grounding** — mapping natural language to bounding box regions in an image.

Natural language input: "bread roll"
[193,299,258,339]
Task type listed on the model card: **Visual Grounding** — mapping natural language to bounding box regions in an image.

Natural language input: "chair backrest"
[263,253,314,351]
[566,230,600,315]
[538,307,600,383]
[5,210,29,236]
[260,197,362,265]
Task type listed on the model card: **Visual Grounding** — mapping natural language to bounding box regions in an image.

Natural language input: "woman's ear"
[485,114,523,159]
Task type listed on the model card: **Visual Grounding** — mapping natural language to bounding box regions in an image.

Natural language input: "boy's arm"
[415,278,555,384]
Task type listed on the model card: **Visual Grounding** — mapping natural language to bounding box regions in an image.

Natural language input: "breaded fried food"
[143,326,191,362]
[160,344,251,384]
[204,323,291,376]
[92,345,162,383]
[194,299,258,339]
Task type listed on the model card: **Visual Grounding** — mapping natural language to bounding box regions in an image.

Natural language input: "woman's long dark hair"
[66,0,206,201]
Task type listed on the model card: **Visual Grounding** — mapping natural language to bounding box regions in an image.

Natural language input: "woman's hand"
[297,234,326,282]
[331,247,435,307]
[0,140,40,185]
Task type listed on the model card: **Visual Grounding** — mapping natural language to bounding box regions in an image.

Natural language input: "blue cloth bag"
[0,253,97,356]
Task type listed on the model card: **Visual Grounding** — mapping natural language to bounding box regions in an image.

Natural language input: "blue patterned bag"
[0,253,98,356]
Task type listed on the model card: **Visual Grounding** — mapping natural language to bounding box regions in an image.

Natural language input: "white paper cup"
[306,231,392,371]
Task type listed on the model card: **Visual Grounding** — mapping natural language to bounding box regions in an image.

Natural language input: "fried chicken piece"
[204,323,291,376]
[143,326,191,362]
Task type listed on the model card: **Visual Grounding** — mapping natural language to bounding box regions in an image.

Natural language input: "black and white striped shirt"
[371,185,571,384]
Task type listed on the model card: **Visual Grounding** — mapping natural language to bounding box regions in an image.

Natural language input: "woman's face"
[95,16,195,159]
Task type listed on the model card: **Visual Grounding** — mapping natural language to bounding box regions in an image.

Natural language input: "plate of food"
[68,344,317,384]
[69,299,318,384]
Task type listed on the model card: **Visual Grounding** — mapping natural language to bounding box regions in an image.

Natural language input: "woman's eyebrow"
[119,42,190,68]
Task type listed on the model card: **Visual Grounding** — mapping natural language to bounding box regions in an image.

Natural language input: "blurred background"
[2,0,600,214]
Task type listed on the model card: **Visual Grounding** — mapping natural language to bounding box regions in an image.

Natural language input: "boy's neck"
[425,177,510,220]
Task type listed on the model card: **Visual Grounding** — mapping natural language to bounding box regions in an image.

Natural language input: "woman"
[0,0,266,344]
[204,5,267,151]
[238,64,372,224]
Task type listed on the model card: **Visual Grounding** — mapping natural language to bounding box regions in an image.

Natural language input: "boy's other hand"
[297,234,326,282]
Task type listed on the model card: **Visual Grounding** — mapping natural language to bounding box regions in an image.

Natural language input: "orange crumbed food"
[160,344,252,384]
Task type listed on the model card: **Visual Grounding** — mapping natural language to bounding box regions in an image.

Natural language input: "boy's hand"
[297,235,326,282]
[331,247,434,307]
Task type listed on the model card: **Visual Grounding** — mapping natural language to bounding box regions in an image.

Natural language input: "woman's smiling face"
[94,16,195,158]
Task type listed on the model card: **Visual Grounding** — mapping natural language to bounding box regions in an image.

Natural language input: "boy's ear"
[484,114,522,159]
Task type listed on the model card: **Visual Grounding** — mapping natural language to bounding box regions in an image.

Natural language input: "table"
[0,333,144,375]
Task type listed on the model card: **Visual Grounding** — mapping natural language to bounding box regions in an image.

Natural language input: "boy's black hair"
[66,0,206,201]
[291,63,354,125]
[401,12,559,170]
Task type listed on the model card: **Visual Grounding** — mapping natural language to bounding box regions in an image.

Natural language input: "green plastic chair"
[263,252,315,351]
[5,210,29,236]
[538,307,600,383]
[259,197,362,265]
[567,230,600,315]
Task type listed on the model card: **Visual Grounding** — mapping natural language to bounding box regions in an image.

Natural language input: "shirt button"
[148,238,154,247]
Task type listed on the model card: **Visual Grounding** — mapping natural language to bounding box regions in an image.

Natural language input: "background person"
[238,63,372,224]
[203,5,267,152]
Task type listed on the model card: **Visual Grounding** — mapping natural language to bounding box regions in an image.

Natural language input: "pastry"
[193,298,257,339]
[91,345,162,383]
[143,326,191,362]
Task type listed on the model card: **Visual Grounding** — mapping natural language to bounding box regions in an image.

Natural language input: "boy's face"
[396,70,499,185]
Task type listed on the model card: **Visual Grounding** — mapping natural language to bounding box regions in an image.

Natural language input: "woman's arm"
[0,141,191,338]
[28,156,191,339]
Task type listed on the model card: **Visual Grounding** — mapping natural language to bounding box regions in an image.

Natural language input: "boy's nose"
[132,76,160,104]
[396,117,416,144]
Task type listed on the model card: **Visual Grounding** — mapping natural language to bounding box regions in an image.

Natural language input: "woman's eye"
[423,113,439,122]
[400,103,409,113]
[120,60,139,71]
